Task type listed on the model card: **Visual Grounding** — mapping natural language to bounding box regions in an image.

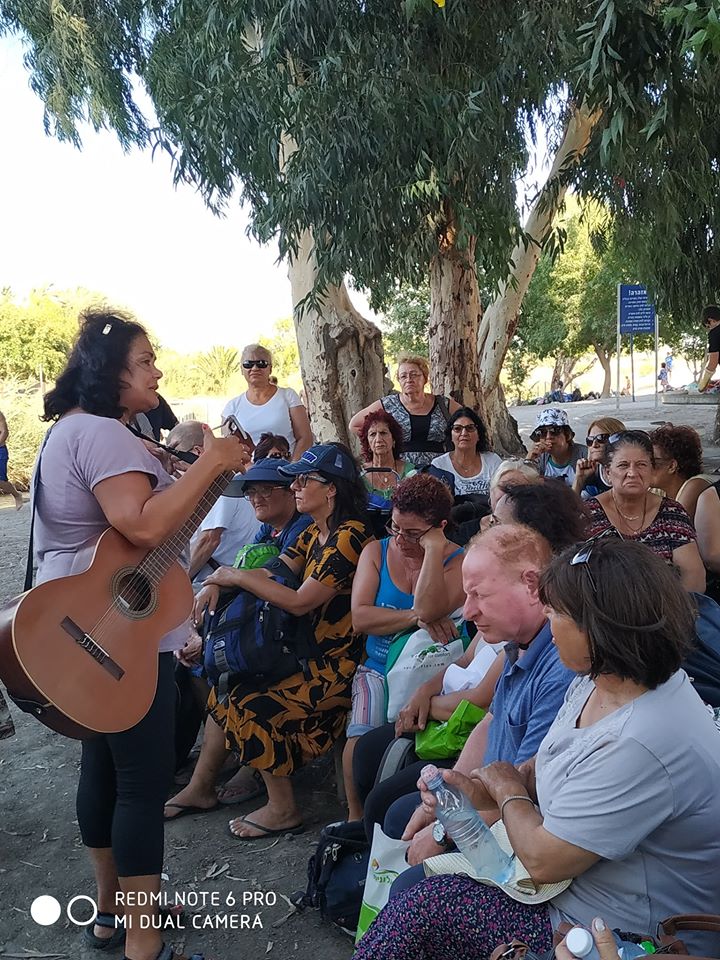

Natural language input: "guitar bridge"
[61,617,125,680]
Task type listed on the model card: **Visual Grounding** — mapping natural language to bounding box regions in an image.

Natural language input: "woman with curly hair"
[650,423,712,521]
[33,308,248,960]
[491,481,589,553]
[358,409,416,501]
[430,407,502,498]
[344,474,466,819]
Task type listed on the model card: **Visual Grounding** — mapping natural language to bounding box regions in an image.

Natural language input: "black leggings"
[353,723,454,842]
[76,653,175,877]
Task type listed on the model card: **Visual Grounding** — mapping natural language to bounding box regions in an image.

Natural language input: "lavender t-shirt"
[32,413,188,652]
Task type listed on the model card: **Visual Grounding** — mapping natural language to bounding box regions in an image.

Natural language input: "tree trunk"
[428,236,483,411]
[288,230,387,446]
[477,101,602,453]
[593,344,612,398]
[713,404,720,444]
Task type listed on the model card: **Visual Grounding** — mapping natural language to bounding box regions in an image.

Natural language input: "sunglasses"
[531,426,564,441]
[293,473,329,488]
[585,433,610,446]
[570,540,598,592]
[242,359,269,369]
[452,424,478,434]
[608,429,651,445]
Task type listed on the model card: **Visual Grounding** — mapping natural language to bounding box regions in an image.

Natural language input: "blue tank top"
[364,538,463,674]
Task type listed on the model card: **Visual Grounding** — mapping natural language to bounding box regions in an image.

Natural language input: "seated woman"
[584,430,706,592]
[454,459,541,545]
[345,474,465,820]
[526,409,587,486]
[649,423,712,521]
[349,354,461,468]
[354,539,720,960]
[164,443,374,838]
[358,409,416,502]
[253,431,291,461]
[572,416,625,499]
[693,480,720,602]
[430,407,502,499]
[354,482,588,842]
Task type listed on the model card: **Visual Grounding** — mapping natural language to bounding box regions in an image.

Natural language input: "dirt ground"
[0,500,354,960]
[1,393,718,959]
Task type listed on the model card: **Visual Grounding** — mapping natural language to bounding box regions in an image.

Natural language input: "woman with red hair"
[358,410,416,501]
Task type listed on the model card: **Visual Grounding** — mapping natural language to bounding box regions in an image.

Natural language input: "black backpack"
[202,559,322,690]
[291,820,369,937]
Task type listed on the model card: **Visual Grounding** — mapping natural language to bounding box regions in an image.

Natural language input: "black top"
[145,395,179,440]
[708,325,720,354]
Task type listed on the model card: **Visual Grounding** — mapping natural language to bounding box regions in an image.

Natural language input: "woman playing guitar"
[34,309,248,960]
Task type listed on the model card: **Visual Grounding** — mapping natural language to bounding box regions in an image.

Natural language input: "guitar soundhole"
[113,568,157,618]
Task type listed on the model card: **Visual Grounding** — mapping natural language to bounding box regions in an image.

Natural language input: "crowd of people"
[3,308,720,960]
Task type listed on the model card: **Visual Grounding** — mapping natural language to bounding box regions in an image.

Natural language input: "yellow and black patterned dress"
[209,517,374,776]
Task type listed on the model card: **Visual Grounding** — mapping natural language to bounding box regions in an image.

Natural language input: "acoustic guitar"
[0,423,249,740]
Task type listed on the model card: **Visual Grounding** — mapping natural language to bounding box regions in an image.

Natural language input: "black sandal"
[83,912,126,950]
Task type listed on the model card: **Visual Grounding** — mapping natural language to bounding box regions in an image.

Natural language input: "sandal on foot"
[163,801,219,822]
[217,768,266,806]
[228,817,304,841]
[84,912,126,950]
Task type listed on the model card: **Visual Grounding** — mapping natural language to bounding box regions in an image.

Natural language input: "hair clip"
[102,324,112,335]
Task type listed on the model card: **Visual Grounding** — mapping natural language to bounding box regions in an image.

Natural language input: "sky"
[0,35,332,353]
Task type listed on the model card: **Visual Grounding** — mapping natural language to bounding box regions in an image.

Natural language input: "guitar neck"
[138,471,235,581]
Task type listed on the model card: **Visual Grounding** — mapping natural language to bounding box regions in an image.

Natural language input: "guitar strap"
[24,428,52,592]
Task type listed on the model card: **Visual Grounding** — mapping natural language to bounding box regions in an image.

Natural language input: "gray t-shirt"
[537,672,720,957]
[33,413,188,652]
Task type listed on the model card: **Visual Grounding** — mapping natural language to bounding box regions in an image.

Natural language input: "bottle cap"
[420,764,444,790]
[566,927,594,959]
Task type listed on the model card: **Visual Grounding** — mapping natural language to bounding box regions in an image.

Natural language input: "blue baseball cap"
[222,457,293,498]
[278,444,358,481]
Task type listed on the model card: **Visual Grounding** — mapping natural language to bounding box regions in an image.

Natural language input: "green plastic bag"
[414,699,486,760]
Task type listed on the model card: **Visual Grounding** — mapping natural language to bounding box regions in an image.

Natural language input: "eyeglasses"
[385,521,433,543]
[452,424,478,434]
[243,485,287,500]
[585,433,610,446]
[293,473,329,488]
[570,540,598,593]
[531,426,564,441]
[242,359,269,369]
[608,429,650,445]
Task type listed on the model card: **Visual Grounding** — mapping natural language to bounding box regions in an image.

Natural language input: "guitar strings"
[87,472,233,644]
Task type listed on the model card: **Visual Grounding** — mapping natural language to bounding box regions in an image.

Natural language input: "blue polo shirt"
[254,511,312,552]
[484,620,575,765]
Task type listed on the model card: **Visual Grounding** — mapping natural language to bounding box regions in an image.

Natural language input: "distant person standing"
[0,410,23,510]
[222,344,313,460]
[698,304,720,391]
[658,362,669,392]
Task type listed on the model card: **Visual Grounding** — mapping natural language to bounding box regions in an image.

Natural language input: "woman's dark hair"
[358,410,404,461]
[254,432,291,461]
[501,481,589,554]
[391,473,454,526]
[649,424,703,480]
[539,538,695,688]
[320,442,370,533]
[602,430,655,468]
[43,308,147,421]
[445,407,490,454]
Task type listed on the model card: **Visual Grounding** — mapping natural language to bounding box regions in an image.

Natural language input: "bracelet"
[500,795,535,819]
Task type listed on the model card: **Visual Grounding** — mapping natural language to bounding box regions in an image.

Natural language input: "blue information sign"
[618,284,656,334]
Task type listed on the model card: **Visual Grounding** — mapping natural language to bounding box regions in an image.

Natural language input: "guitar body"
[0,527,193,738]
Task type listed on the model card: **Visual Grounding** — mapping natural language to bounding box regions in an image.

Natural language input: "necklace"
[611,491,647,531]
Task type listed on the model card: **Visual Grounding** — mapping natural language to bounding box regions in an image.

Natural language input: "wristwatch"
[432,820,451,850]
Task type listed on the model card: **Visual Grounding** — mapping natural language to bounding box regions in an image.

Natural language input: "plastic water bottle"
[420,764,514,883]
[566,927,649,960]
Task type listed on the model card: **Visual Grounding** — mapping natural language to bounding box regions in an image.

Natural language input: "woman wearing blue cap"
[166,443,374,838]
